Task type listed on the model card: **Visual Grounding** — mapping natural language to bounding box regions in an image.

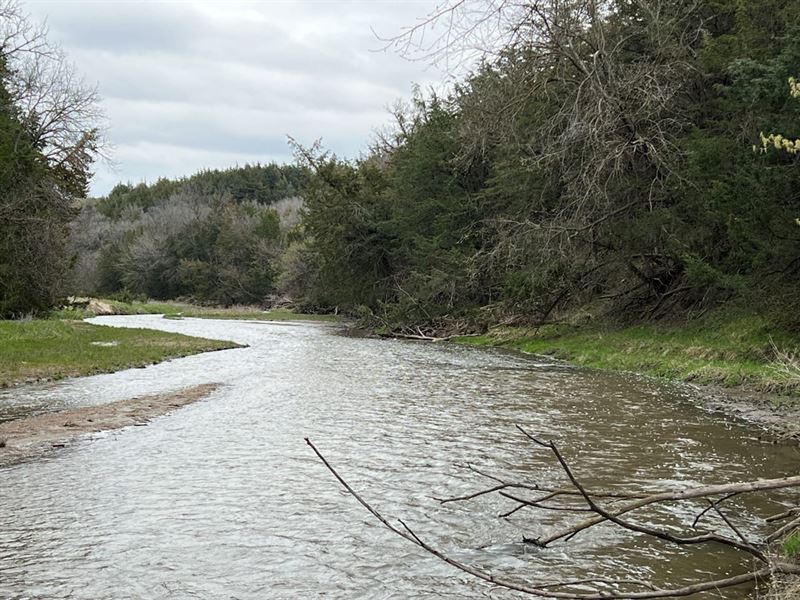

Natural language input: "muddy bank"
[697,384,800,443]
[0,383,219,468]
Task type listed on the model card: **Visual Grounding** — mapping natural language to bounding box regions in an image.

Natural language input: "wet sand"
[0,383,219,468]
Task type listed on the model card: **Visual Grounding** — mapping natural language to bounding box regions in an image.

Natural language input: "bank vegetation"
[0,319,239,387]
[290,0,798,338]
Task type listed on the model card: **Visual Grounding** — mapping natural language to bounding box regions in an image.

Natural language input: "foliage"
[55,0,800,331]
[291,95,488,323]
[69,166,305,306]
[0,1,103,317]
[290,0,800,333]
[783,531,800,557]
[97,163,307,218]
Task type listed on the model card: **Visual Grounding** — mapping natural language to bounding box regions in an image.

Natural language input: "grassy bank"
[51,299,340,323]
[0,299,334,386]
[456,312,800,400]
[0,320,240,387]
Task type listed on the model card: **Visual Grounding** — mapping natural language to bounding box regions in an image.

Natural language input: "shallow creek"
[0,315,797,599]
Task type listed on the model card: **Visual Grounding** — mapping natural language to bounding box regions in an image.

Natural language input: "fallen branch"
[534,473,800,547]
[306,434,800,599]
[515,426,768,562]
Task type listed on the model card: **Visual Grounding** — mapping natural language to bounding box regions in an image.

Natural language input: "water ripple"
[0,315,796,599]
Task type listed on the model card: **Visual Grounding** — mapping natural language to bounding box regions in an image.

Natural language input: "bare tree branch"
[306,434,800,599]
[1,0,106,190]
[514,425,769,562]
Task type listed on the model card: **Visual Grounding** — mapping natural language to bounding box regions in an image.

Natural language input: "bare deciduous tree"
[0,0,48,61]
[1,0,106,191]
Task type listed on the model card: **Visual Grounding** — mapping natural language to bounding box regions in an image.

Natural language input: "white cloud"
[21,0,446,195]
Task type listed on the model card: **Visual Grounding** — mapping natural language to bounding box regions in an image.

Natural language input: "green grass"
[50,300,340,323]
[784,532,800,558]
[455,312,800,398]
[0,320,240,386]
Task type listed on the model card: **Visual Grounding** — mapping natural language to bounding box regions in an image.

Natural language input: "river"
[0,315,797,599]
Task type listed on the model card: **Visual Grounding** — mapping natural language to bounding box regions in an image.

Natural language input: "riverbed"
[0,315,797,599]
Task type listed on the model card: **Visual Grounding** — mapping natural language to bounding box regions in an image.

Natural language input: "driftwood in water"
[307,426,800,599]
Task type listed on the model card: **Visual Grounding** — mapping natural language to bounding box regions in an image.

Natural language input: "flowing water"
[0,315,797,599]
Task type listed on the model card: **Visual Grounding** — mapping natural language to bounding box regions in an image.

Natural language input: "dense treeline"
[1,1,311,314]
[0,1,101,317]
[69,165,305,305]
[97,163,307,218]
[287,0,800,332]
[19,0,800,327]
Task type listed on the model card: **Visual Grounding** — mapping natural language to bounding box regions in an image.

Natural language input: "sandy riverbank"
[0,383,219,468]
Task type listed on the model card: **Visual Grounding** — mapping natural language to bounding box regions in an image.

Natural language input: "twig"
[691,493,739,528]
[516,427,769,562]
[499,490,594,513]
[766,515,800,544]
[535,472,800,547]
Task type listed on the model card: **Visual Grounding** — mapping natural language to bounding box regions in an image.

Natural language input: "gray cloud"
[22,0,444,195]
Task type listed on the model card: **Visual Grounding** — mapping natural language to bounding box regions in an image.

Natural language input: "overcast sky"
[21,0,446,196]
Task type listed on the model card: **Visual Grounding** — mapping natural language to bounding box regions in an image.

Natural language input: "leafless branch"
[1,0,106,192]
[514,425,769,562]
[306,433,800,599]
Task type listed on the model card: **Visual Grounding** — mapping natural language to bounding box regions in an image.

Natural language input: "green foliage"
[70,166,300,306]
[0,9,102,318]
[783,531,800,557]
[289,0,800,331]
[293,96,489,324]
[0,73,72,317]
[681,255,743,291]
[296,152,394,309]
[56,0,800,333]
[97,163,308,218]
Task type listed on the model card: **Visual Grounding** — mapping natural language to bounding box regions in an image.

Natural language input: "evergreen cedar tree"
[13,0,800,327]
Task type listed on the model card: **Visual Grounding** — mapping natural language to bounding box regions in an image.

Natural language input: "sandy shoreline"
[0,383,220,468]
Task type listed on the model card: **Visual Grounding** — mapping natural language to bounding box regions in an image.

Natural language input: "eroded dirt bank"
[0,383,220,467]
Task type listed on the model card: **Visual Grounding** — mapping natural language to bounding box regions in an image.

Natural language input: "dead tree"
[306,427,800,598]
